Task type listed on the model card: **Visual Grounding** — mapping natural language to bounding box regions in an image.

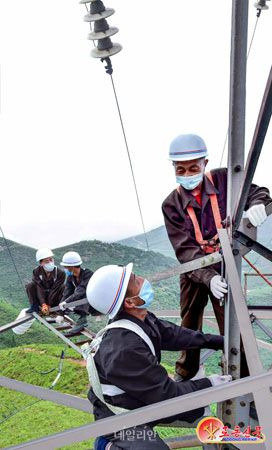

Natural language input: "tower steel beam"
[224,0,248,426]
[219,229,272,443]
[233,66,272,230]
[6,372,272,450]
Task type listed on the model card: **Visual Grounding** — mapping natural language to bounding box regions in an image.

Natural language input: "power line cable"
[83,3,149,251]
[109,74,150,251]
[0,225,26,293]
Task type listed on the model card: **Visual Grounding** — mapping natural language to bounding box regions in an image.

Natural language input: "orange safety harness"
[178,172,222,254]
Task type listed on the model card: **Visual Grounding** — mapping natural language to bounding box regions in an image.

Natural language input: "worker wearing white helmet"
[26,248,65,315]
[162,133,271,389]
[85,263,230,450]
[58,251,97,336]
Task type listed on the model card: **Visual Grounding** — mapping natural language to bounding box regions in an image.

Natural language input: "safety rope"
[30,349,65,376]
[243,254,272,288]
[219,15,261,167]
[0,350,65,426]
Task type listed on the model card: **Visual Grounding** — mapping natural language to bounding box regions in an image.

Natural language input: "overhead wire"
[0,225,26,293]
[108,74,150,252]
[83,3,150,252]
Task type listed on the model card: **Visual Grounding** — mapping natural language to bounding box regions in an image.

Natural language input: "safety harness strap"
[82,319,156,415]
[183,172,222,254]
[205,172,222,232]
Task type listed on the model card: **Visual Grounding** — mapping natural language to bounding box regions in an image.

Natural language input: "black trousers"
[25,281,64,309]
[176,273,249,379]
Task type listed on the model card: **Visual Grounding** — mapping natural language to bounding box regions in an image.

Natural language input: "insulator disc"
[91,43,122,58]
[84,8,114,22]
[79,0,93,4]
[88,27,118,40]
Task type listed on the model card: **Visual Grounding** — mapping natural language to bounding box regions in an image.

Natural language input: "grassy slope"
[0,345,205,449]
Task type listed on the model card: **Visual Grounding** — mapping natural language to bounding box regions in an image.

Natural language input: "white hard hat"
[60,251,83,267]
[36,248,54,262]
[86,263,133,319]
[169,134,208,162]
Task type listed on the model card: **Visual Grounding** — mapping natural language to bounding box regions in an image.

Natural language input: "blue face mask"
[135,279,154,310]
[64,268,73,276]
[176,172,204,190]
[43,262,55,272]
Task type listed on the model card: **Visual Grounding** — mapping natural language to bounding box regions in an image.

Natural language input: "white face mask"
[43,262,55,272]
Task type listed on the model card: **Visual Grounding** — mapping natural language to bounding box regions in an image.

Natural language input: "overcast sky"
[0,0,271,249]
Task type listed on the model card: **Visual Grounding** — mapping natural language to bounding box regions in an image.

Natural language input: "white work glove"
[210,275,228,299]
[208,374,232,386]
[55,315,64,324]
[245,204,267,227]
[59,301,67,311]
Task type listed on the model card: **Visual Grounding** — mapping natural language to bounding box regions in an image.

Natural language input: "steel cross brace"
[233,229,272,262]
[0,376,92,413]
[250,314,272,341]
[218,229,272,443]
[6,371,272,450]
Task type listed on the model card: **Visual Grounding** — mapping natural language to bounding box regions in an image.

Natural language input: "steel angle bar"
[6,372,272,450]
[164,434,201,449]
[32,313,83,356]
[218,228,272,442]
[0,376,92,413]
[233,67,272,230]
[226,444,266,450]
[200,349,215,364]
[237,217,257,256]
[50,297,88,312]
[0,314,33,334]
[149,252,222,283]
[224,0,248,424]
[152,308,272,320]
[218,229,263,374]
[251,315,272,340]
[233,229,272,262]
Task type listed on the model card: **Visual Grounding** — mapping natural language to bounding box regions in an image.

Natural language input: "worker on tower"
[162,133,271,381]
[85,263,231,450]
[26,248,65,315]
[59,251,97,335]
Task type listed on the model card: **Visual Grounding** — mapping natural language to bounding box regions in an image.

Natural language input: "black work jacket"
[32,266,65,305]
[89,311,223,423]
[162,168,271,287]
[61,267,98,315]
[62,267,93,303]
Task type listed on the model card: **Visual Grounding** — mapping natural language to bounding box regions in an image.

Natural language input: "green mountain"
[1,217,272,350]
[118,225,175,258]
[0,237,180,347]
[118,219,272,304]
[118,216,272,259]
